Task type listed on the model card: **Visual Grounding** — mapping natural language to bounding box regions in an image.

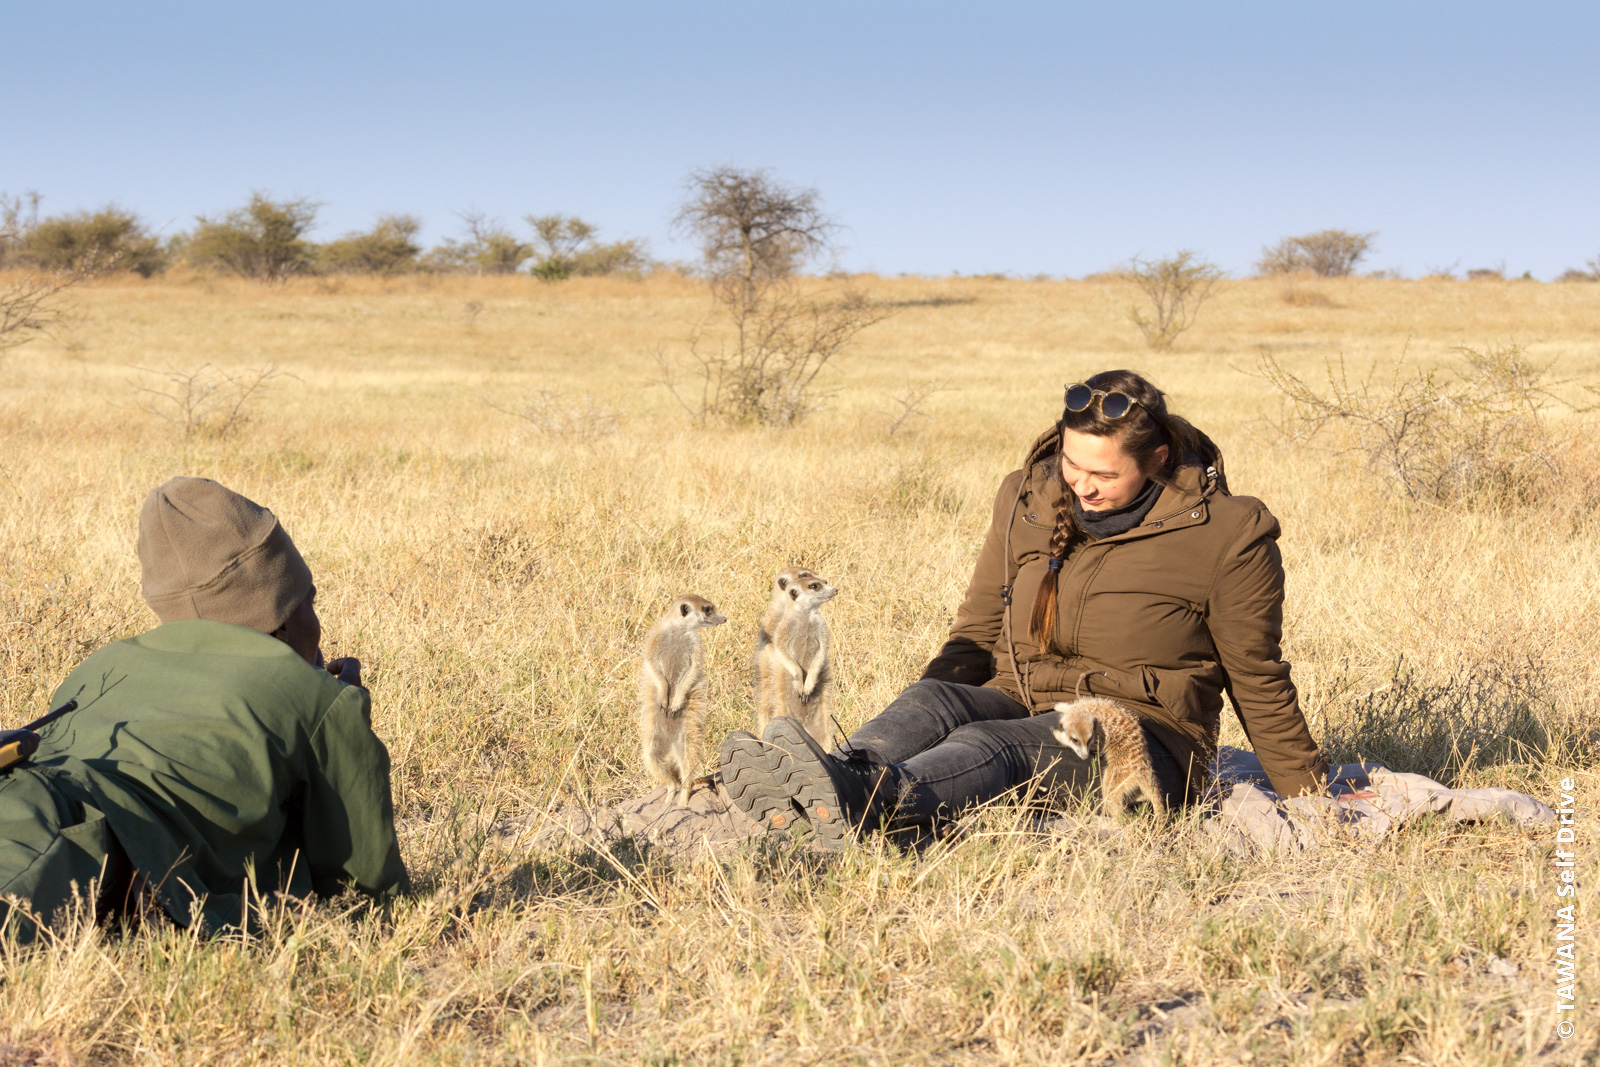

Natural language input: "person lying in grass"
[0,477,408,941]
[720,369,1333,847]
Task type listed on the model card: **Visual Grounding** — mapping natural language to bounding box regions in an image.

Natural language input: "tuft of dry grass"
[1,272,1596,1064]
[1280,281,1340,309]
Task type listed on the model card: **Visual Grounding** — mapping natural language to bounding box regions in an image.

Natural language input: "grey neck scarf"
[1074,477,1163,540]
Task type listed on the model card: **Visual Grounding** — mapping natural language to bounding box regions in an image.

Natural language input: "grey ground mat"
[500,778,771,859]
[501,747,1556,859]
[1203,748,1556,854]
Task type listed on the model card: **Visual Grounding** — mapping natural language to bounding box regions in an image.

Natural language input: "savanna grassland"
[0,270,1597,1065]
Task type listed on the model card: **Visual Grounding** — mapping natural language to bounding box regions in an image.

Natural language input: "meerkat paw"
[1103,777,1166,819]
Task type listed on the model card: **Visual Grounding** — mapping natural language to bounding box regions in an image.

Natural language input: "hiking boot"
[762,717,898,850]
[717,729,803,834]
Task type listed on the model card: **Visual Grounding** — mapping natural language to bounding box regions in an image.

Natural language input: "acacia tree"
[660,167,886,426]
[317,214,423,275]
[526,214,596,280]
[186,193,320,283]
[14,206,164,277]
[1257,229,1376,277]
[426,211,531,274]
[672,166,835,303]
[1127,251,1223,350]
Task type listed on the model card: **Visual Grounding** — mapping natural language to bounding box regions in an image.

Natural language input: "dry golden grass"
[0,271,1596,1064]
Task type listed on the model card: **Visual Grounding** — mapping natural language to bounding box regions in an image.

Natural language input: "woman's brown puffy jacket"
[922,427,1328,800]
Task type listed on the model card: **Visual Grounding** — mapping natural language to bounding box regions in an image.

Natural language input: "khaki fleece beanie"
[137,476,314,634]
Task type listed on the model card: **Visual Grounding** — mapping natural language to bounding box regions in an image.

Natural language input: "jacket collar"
[1094,466,1217,543]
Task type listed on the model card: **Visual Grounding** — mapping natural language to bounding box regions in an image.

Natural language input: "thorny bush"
[658,282,891,427]
[1126,251,1223,350]
[1315,660,1559,786]
[1259,343,1599,507]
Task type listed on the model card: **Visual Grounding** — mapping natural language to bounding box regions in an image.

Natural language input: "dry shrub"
[1259,343,1596,507]
[1,196,113,355]
[1126,251,1222,349]
[884,379,948,436]
[1257,229,1375,277]
[129,363,283,437]
[483,388,621,441]
[0,271,86,357]
[1316,661,1557,785]
[1279,283,1338,308]
[658,284,890,426]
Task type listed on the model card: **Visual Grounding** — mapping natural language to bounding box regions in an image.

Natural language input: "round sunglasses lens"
[1064,384,1094,411]
[1101,392,1132,419]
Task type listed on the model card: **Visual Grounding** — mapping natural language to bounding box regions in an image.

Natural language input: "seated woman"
[719,369,1329,847]
[0,477,408,939]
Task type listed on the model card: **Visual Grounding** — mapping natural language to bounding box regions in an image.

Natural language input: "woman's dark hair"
[1028,369,1223,651]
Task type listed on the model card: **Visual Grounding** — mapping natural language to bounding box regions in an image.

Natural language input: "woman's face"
[1059,429,1165,511]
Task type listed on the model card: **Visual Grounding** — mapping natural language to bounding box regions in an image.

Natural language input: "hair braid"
[1027,485,1082,652]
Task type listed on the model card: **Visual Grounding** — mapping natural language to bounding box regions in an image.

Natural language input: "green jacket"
[0,620,408,938]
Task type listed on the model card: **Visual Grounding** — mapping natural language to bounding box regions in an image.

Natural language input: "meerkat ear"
[777,576,789,590]
[680,603,691,617]
[789,588,799,600]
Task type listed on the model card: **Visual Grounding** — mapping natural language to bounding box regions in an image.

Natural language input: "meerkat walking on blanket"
[1052,697,1167,817]
[639,594,727,805]
[754,567,838,747]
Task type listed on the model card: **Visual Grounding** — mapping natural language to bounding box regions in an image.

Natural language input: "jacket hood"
[1022,424,1061,470]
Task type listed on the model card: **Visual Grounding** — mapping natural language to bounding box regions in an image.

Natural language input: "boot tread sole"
[764,719,855,851]
[719,732,801,834]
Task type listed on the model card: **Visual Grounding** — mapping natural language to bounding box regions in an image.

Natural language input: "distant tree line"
[2,189,1596,287]
[0,191,652,283]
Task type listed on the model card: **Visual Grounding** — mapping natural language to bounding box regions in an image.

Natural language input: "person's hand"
[326,657,364,689]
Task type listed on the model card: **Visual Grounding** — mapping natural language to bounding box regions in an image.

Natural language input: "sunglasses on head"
[1063,383,1141,420]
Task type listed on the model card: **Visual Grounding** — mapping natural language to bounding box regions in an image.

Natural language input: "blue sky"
[4,1,1596,278]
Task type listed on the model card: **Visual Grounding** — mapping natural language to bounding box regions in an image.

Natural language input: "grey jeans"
[835,679,1184,826]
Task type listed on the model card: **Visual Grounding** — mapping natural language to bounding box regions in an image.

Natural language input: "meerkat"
[1051,697,1166,818]
[753,566,838,747]
[638,594,727,806]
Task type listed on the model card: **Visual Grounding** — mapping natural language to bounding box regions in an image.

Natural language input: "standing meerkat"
[753,566,838,747]
[638,594,727,805]
[1051,697,1167,818]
